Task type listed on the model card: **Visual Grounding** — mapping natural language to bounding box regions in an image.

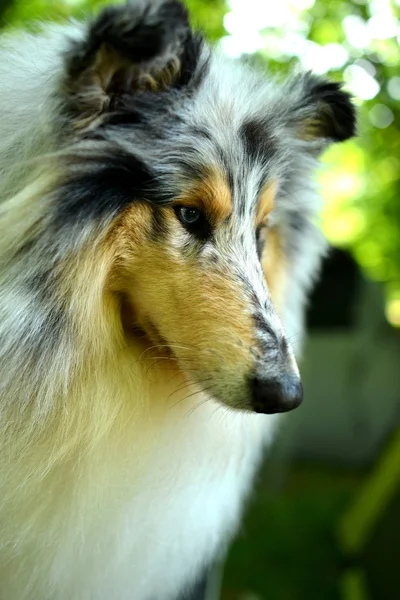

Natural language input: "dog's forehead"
[169,58,285,217]
[169,125,280,224]
[168,145,275,226]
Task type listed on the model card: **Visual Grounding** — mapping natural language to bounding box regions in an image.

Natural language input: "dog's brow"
[174,170,232,224]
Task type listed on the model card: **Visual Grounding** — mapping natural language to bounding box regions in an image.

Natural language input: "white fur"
[45,394,274,600]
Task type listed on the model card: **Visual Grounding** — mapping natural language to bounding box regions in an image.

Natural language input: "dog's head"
[42,1,356,413]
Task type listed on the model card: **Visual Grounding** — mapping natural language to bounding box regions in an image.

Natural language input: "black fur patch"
[105,87,182,129]
[175,31,207,89]
[240,119,277,163]
[255,225,265,259]
[55,150,160,224]
[303,74,357,141]
[174,205,212,241]
[66,1,190,79]
[63,0,206,127]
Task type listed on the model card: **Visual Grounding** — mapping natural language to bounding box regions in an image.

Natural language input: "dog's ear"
[284,71,357,145]
[64,0,203,129]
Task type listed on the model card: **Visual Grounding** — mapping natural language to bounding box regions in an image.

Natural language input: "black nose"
[250,375,303,414]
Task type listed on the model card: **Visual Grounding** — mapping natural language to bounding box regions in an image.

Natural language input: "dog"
[0,1,356,598]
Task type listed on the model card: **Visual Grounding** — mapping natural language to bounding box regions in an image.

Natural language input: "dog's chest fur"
[24,395,274,600]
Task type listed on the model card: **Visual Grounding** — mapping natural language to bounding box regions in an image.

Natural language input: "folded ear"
[64,0,203,129]
[284,71,357,145]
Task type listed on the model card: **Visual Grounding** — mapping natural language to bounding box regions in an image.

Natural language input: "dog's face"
[112,168,293,413]
[57,0,356,413]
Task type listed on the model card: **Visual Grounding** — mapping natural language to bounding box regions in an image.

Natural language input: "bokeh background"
[1,0,399,598]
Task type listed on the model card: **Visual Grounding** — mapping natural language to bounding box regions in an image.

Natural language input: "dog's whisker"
[137,343,192,360]
[168,378,214,407]
[183,391,215,418]
[167,380,200,403]
[207,403,225,423]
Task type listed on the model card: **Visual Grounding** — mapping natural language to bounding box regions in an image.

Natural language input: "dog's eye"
[178,207,201,225]
[174,206,211,240]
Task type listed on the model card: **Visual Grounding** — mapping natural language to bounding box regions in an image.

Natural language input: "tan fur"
[110,200,255,408]
[173,170,232,226]
[256,180,277,226]
[253,180,286,313]
[262,227,287,313]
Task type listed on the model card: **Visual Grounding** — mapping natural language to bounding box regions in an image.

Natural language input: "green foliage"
[185,0,226,41]
[223,466,360,599]
[0,0,226,40]
[1,0,110,29]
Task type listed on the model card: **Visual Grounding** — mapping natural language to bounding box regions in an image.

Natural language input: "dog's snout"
[250,374,303,414]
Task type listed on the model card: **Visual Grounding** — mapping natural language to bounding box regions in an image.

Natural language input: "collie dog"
[0,1,356,598]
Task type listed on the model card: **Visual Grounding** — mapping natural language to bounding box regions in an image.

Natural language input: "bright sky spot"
[343,16,371,49]
[220,32,264,58]
[300,42,349,73]
[222,0,319,59]
[225,0,291,31]
[343,64,380,100]
[368,13,399,39]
